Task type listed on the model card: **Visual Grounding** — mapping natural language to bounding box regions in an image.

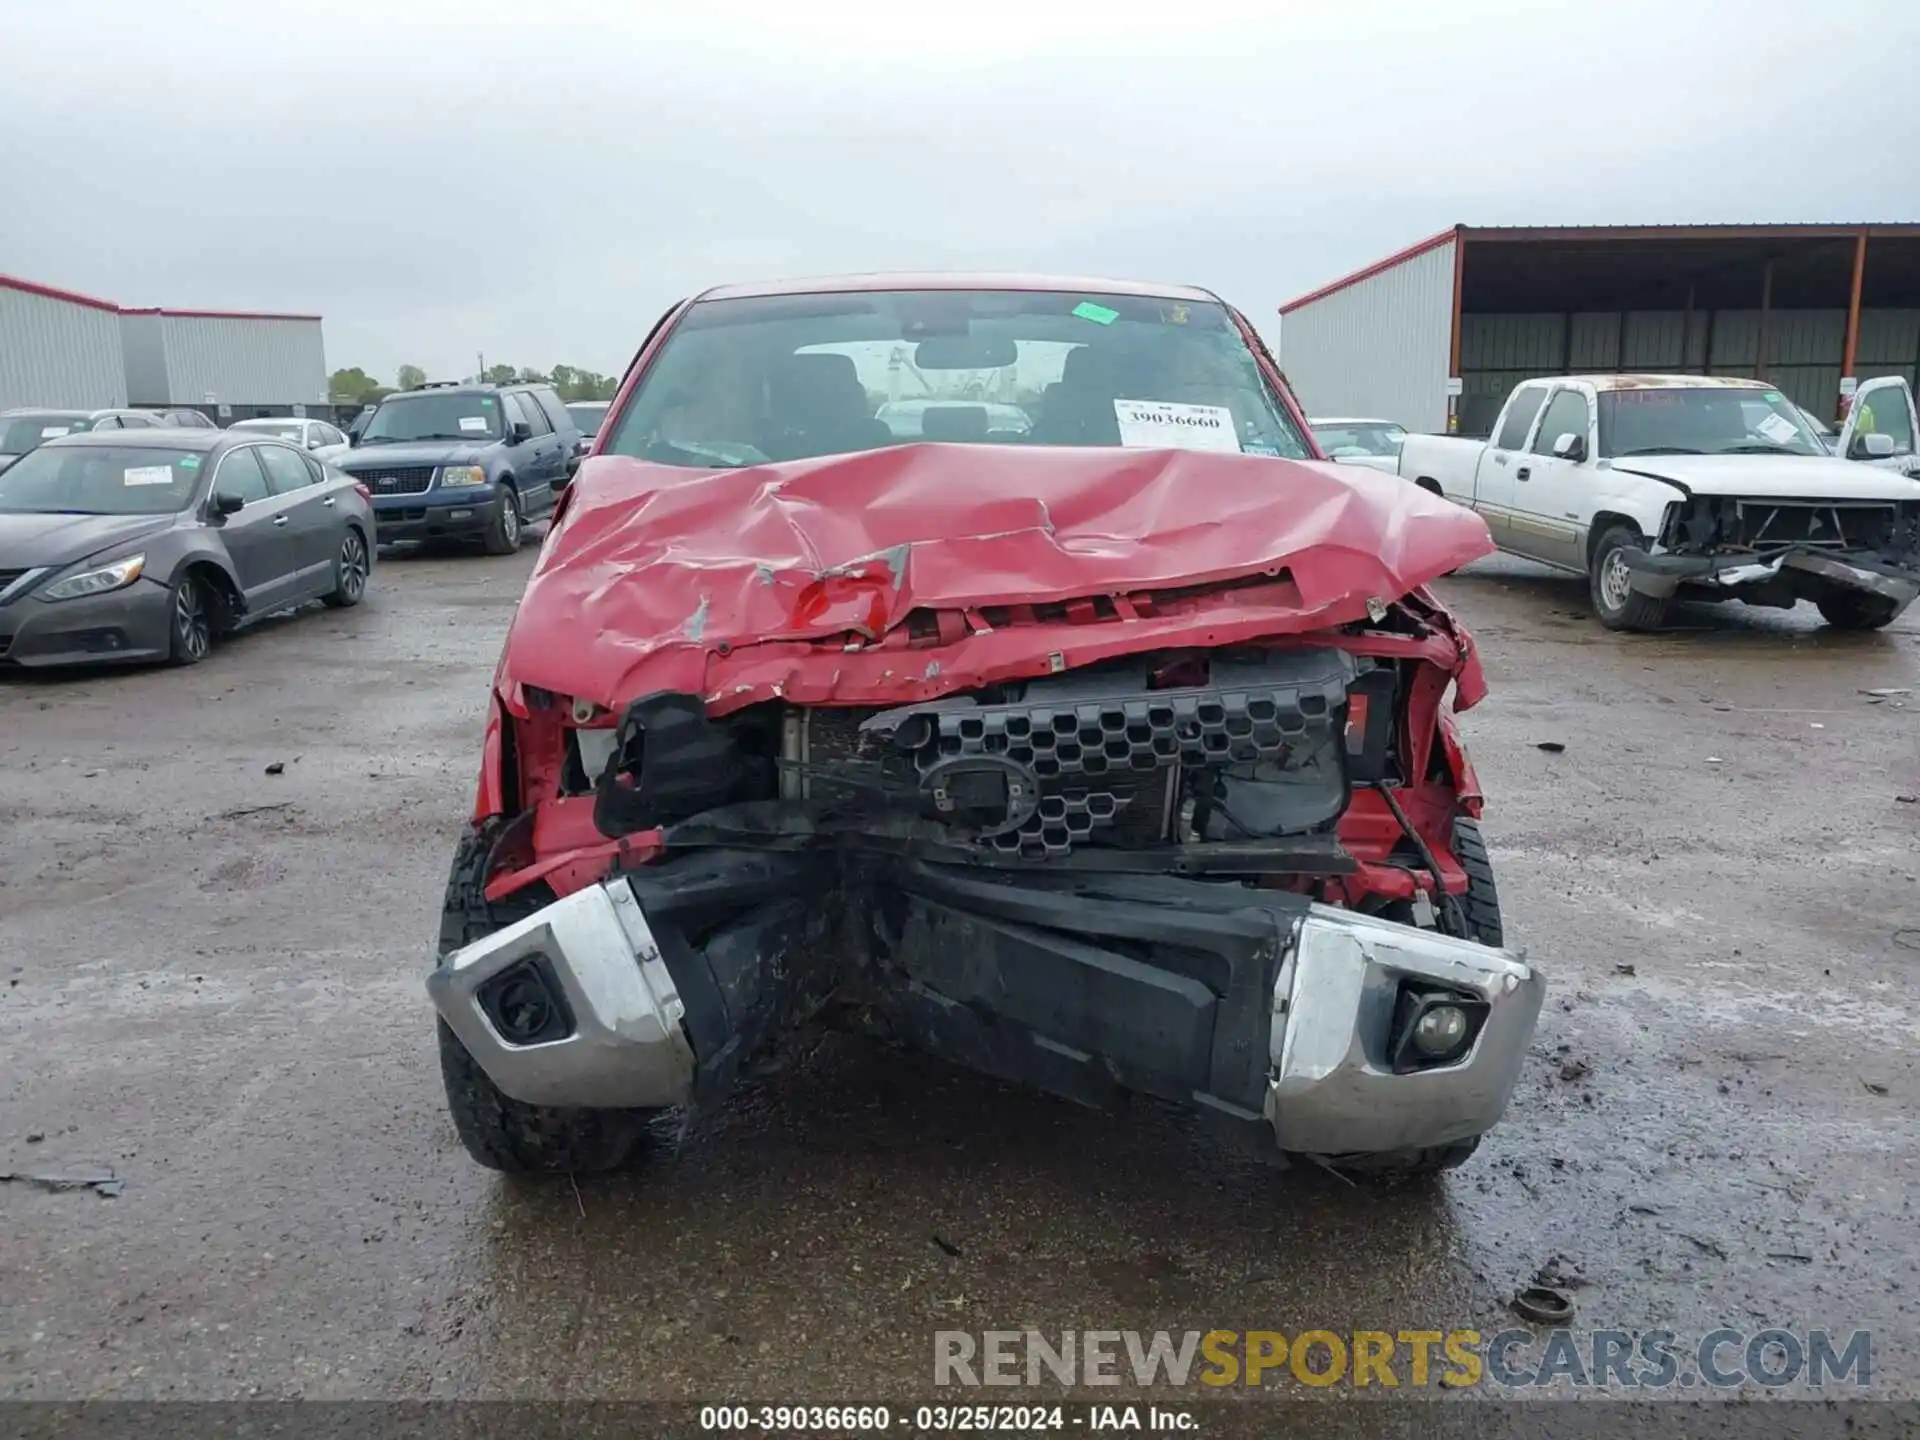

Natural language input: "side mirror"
[1551,431,1587,461]
[511,421,533,443]
[212,491,246,516]
[1857,431,1898,459]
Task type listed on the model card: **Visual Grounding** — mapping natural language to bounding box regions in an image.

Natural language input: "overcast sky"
[4,0,1915,384]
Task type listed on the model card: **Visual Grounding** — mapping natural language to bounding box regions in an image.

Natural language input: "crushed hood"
[1610,453,1920,500]
[502,444,1495,712]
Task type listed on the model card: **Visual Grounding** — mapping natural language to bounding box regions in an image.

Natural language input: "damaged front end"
[431,628,1543,1174]
[1626,493,1920,617]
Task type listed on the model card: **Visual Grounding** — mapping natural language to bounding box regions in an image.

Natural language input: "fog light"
[475,956,575,1046]
[1411,1004,1469,1058]
[1390,986,1488,1072]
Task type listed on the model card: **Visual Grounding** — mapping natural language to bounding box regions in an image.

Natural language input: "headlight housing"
[439,465,489,488]
[41,553,146,602]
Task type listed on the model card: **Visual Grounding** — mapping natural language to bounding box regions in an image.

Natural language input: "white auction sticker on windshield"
[41,426,70,439]
[123,465,175,486]
[458,416,488,433]
[1113,400,1241,453]
[1756,413,1799,445]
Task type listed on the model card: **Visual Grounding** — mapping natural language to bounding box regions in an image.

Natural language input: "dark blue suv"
[335,382,583,553]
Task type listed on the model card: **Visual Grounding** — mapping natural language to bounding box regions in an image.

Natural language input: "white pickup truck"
[1399,374,1920,631]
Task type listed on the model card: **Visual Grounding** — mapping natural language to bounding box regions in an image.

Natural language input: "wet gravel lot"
[2,541,1916,1414]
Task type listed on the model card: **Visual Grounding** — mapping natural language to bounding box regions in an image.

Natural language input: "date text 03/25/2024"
[699,1405,1194,1431]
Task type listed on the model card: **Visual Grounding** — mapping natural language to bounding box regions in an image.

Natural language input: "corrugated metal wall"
[1459,307,1920,431]
[1854,309,1920,390]
[1277,238,1456,434]
[156,316,328,407]
[0,284,128,409]
[119,313,170,405]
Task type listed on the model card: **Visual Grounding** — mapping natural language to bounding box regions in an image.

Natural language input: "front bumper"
[427,862,1544,1159]
[0,576,175,667]
[1625,545,1920,612]
[368,487,500,544]
[427,877,697,1110]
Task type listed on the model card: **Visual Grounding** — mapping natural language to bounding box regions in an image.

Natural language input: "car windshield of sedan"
[1598,387,1825,458]
[1312,421,1407,457]
[0,415,90,454]
[235,420,305,441]
[600,289,1314,468]
[360,393,502,444]
[0,445,203,515]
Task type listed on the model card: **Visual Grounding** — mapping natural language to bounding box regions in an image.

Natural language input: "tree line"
[327,363,622,408]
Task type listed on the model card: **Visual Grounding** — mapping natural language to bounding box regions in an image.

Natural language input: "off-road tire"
[1451,816,1505,948]
[435,820,660,1174]
[481,487,522,556]
[322,528,369,609]
[1816,591,1900,631]
[1588,522,1671,631]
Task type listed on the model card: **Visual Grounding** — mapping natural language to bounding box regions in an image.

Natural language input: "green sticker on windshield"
[480,397,495,406]
[179,455,201,469]
[1072,302,1119,325]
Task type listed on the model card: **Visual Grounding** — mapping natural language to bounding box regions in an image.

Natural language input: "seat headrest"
[776,352,864,395]
[920,405,990,442]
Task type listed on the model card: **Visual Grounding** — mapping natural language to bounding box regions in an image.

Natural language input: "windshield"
[0,444,203,515]
[1598,387,1825,458]
[567,402,609,437]
[601,289,1312,468]
[360,393,502,444]
[1312,421,1406,457]
[235,420,304,440]
[0,415,90,455]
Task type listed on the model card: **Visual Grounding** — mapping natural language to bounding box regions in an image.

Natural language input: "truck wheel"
[1816,592,1900,631]
[1588,522,1671,631]
[482,487,522,556]
[1451,816,1504,948]
[435,820,661,1174]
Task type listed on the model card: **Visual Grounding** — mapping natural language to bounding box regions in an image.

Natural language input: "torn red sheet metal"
[501,443,1494,712]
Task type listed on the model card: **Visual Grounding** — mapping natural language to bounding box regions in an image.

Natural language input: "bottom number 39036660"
[700,1406,893,1431]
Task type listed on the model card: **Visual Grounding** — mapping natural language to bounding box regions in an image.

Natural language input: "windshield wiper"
[1616,447,1705,457]
[1719,443,1810,455]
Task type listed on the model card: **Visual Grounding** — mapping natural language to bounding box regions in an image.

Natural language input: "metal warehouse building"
[1,272,327,420]
[120,307,328,421]
[1277,224,1920,438]
[0,275,129,409]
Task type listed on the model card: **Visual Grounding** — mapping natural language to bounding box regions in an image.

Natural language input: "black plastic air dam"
[621,849,1309,1125]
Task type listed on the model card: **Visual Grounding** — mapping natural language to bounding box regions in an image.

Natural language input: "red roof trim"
[1278,227,1460,315]
[120,306,322,322]
[0,272,122,314]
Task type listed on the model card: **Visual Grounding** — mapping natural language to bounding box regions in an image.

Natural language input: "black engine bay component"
[591,648,1395,870]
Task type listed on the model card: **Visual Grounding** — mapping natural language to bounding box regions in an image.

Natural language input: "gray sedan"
[0,428,375,668]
